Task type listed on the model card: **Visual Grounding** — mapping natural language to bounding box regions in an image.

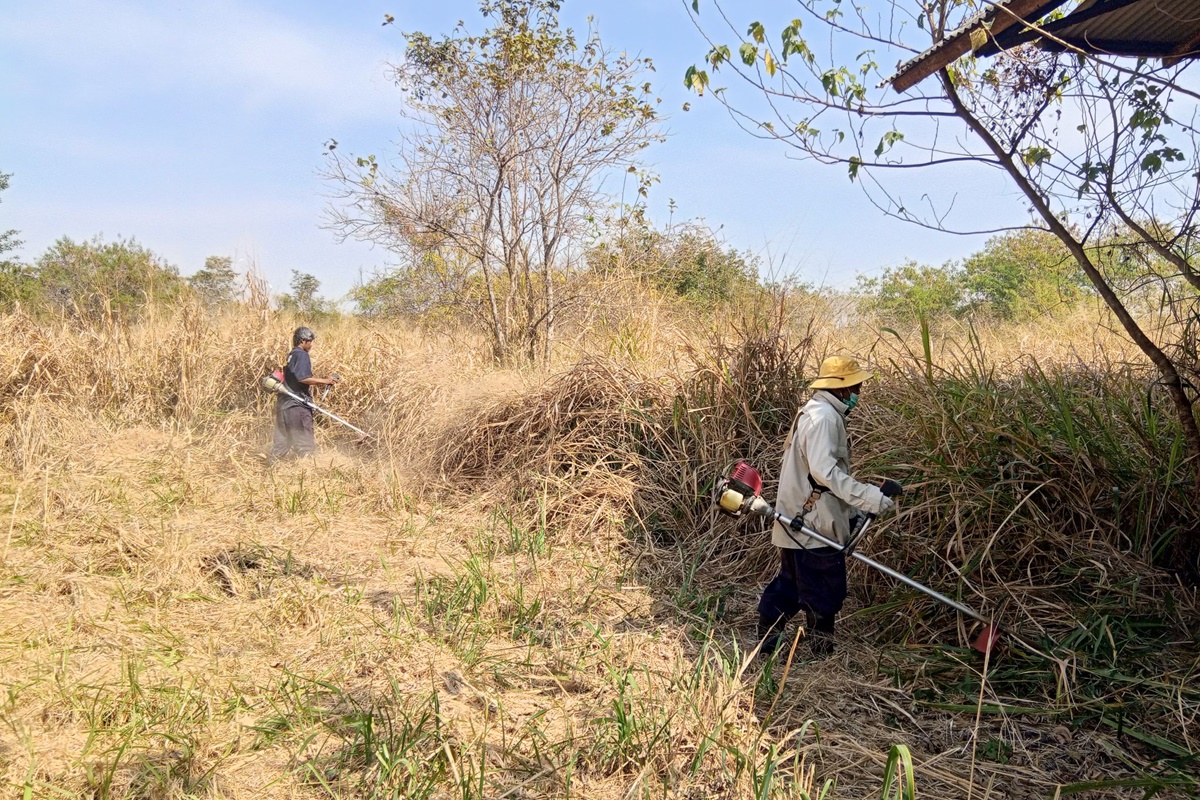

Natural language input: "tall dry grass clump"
[0,302,499,473]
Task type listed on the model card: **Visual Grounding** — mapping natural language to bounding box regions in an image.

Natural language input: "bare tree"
[327,0,661,364]
[684,0,1200,499]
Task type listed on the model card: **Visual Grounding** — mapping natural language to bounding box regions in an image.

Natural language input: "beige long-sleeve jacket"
[772,390,888,549]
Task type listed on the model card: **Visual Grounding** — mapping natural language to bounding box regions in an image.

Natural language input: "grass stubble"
[0,298,1195,799]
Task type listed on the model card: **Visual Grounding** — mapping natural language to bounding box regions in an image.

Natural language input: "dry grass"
[0,299,1196,799]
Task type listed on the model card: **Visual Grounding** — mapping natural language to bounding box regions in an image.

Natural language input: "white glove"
[878,495,896,516]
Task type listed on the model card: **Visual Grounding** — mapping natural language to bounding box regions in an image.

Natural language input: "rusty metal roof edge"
[886,0,1020,83]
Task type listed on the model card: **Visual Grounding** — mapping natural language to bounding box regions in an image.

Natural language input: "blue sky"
[0,0,1020,303]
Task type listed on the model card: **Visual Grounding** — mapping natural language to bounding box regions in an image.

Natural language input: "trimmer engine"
[260,369,286,394]
[715,461,766,517]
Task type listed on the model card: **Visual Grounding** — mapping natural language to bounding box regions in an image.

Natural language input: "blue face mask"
[845,392,859,412]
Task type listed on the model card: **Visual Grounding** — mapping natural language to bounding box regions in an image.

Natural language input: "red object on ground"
[973,623,1002,655]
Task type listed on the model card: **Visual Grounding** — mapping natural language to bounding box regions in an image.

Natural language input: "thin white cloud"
[1,0,399,124]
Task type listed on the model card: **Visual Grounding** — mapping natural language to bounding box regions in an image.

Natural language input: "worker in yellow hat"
[757,355,900,658]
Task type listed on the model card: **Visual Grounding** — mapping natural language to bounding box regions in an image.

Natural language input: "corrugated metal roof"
[1053,0,1200,55]
[889,0,1012,77]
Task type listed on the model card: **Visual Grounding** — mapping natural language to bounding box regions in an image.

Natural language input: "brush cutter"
[260,370,372,439]
[715,461,1001,655]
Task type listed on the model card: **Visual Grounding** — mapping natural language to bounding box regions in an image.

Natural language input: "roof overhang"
[887,0,1200,93]
[888,0,1066,93]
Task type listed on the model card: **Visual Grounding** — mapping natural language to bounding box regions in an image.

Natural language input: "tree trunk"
[480,172,509,364]
[542,250,555,366]
[540,222,561,367]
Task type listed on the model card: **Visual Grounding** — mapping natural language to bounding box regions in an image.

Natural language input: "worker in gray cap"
[271,326,340,460]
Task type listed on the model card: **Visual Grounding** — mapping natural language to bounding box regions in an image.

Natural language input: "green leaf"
[875,130,904,157]
[779,20,805,63]
[747,21,766,44]
[684,65,709,96]
[821,70,839,96]
[848,156,863,182]
[970,27,988,52]
[707,44,731,69]
[1022,146,1052,167]
[692,0,699,11]
[739,42,757,66]
[880,744,916,800]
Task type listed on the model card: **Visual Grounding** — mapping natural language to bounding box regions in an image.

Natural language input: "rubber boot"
[756,614,786,659]
[807,611,836,658]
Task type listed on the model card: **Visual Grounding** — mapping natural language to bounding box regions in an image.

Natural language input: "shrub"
[33,235,184,321]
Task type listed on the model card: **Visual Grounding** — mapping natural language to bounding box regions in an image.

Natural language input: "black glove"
[880,478,904,498]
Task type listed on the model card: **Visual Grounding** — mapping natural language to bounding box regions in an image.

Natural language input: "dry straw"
[0,299,1195,799]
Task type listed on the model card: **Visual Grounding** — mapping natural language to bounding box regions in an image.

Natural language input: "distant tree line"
[0,232,185,319]
[588,216,762,308]
[0,173,334,320]
[856,227,1193,325]
[857,229,1089,323]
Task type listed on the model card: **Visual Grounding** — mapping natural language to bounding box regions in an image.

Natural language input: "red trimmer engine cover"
[728,461,762,498]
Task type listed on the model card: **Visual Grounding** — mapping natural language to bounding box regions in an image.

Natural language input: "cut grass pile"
[0,300,1196,798]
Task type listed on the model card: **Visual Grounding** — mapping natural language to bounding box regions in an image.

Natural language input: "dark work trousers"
[271,403,316,459]
[757,546,848,656]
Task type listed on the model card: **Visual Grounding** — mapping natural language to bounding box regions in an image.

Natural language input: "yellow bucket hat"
[809,355,873,389]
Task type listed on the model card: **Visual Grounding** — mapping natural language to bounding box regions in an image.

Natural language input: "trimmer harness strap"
[802,475,830,515]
